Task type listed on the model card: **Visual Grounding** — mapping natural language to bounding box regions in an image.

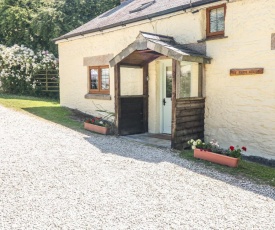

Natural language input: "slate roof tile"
[55,0,222,41]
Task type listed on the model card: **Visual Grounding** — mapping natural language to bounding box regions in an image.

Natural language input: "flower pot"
[194,149,239,167]
[84,122,109,135]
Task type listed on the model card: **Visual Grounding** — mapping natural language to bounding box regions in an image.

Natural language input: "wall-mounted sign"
[230,68,264,76]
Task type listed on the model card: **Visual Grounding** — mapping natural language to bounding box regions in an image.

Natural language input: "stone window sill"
[197,36,228,43]
[85,93,111,100]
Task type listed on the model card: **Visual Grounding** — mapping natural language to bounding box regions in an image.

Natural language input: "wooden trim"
[143,63,149,132]
[119,95,148,98]
[171,59,179,148]
[206,3,226,38]
[114,64,121,134]
[88,65,110,94]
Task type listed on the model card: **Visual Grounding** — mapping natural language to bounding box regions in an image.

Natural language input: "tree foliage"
[0,0,120,55]
[0,44,58,96]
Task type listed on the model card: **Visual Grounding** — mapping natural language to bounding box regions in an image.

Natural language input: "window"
[89,66,110,94]
[206,4,226,37]
[129,1,155,13]
[176,62,200,99]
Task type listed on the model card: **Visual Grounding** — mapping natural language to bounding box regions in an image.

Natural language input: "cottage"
[54,0,275,160]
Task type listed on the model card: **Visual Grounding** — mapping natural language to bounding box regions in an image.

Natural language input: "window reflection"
[91,69,98,89]
[210,7,225,33]
[177,62,199,98]
[101,68,110,90]
[166,66,172,98]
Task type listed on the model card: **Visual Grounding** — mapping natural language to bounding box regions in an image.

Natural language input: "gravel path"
[0,105,274,229]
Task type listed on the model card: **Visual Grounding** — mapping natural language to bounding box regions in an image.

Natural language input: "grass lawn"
[0,94,274,187]
[180,150,275,187]
[0,94,84,132]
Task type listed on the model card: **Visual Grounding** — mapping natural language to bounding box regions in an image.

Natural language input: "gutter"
[53,0,222,42]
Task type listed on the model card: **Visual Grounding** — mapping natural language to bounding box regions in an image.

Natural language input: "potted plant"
[84,117,110,135]
[187,139,247,168]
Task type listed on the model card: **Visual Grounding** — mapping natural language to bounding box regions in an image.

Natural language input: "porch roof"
[109,32,211,67]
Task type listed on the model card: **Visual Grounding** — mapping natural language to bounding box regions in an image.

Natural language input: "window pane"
[101,68,109,90]
[210,9,217,33]
[166,66,172,98]
[216,7,225,31]
[210,7,224,33]
[90,69,98,89]
[177,62,199,99]
[179,65,191,98]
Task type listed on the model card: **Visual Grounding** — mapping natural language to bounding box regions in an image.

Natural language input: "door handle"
[163,98,166,106]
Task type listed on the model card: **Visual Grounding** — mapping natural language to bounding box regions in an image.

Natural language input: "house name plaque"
[230,68,264,76]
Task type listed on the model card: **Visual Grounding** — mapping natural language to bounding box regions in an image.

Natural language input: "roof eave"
[53,0,222,42]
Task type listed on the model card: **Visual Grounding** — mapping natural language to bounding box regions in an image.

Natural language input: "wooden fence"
[34,69,59,92]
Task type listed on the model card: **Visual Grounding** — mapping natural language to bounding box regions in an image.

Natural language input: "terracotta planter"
[194,149,239,167]
[84,122,109,135]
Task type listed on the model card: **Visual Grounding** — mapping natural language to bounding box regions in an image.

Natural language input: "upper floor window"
[89,66,110,94]
[206,4,226,37]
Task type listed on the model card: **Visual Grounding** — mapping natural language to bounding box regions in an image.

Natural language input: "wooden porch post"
[114,64,121,135]
[198,63,203,97]
[171,60,180,148]
[143,63,149,132]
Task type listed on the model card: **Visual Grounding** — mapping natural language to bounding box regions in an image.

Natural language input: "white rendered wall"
[204,0,275,159]
[58,0,275,159]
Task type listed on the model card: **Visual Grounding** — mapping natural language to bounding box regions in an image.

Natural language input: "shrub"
[0,44,58,96]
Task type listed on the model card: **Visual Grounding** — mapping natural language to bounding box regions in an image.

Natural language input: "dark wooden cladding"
[119,97,145,135]
[176,108,204,117]
[176,114,204,123]
[172,98,205,150]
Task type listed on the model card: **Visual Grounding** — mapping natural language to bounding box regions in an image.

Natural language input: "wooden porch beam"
[143,63,149,132]
[171,59,180,148]
[114,64,121,135]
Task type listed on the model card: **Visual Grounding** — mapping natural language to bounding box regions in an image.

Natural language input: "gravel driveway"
[0,105,274,229]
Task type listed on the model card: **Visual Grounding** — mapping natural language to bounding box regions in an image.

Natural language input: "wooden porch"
[110,32,211,150]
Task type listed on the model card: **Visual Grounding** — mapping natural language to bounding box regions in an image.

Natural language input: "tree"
[0,0,120,55]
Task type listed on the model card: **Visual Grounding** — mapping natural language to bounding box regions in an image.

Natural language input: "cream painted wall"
[58,0,275,159]
[205,0,275,159]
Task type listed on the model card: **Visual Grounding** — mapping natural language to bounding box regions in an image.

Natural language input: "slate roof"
[54,0,222,41]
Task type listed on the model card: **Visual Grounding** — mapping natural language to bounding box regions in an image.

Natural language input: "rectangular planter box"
[194,149,239,168]
[84,122,109,135]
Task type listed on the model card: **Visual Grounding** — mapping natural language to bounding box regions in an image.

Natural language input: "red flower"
[91,119,95,123]
[242,146,247,151]
[229,146,235,151]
